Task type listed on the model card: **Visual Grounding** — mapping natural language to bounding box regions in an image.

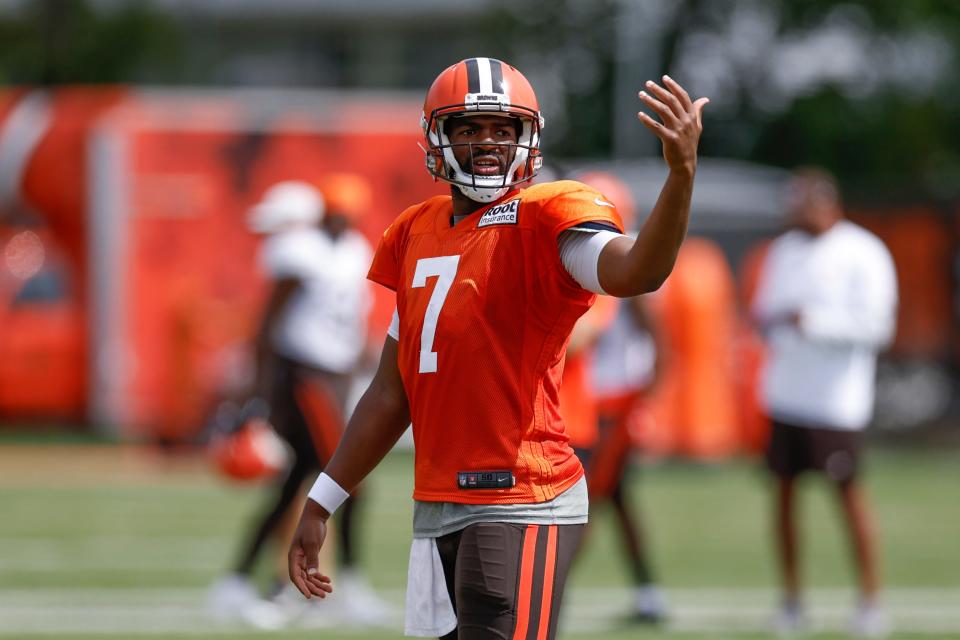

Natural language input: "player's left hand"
[637,75,709,176]
[287,503,334,599]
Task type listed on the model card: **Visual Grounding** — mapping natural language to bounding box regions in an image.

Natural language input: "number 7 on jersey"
[411,255,461,374]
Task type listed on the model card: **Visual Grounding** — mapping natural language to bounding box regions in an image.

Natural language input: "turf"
[0,445,957,639]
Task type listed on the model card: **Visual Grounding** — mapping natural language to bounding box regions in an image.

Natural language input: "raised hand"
[637,75,709,175]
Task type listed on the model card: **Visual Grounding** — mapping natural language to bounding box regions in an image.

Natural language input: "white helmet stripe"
[477,57,493,94]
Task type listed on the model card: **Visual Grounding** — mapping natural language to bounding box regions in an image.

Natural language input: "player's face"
[446,115,520,177]
[323,211,350,237]
[786,176,837,235]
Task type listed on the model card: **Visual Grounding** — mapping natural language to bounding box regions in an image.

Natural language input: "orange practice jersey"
[559,294,619,449]
[368,180,623,504]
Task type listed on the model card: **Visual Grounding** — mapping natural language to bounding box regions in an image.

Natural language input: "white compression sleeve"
[387,308,400,340]
[557,229,625,294]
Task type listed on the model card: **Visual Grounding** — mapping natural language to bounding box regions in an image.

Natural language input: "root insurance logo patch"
[477,199,520,228]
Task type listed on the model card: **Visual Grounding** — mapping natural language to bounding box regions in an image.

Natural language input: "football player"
[572,171,670,624]
[288,57,707,639]
[210,176,388,628]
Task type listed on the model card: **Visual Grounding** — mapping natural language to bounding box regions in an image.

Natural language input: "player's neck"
[449,187,487,218]
[809,216,842,236]
[449,186,523,218]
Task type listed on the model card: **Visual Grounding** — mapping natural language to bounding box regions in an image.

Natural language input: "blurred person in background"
[561,295,617,467]
[570,171,669,624]
[286,57,707,640]
[585,294,667,623]
[209,176,390,628]
[752,168,898,637]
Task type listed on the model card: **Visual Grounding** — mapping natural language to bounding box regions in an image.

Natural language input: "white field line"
[563,588,960,635]
[0,537,227,571]
[0,588,958,635]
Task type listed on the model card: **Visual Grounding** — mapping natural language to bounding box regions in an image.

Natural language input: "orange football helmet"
[208,399,290,482]
[210,417,290,482]
[421,57,544,202]
[247,181,324,234]
[317,173,372,221]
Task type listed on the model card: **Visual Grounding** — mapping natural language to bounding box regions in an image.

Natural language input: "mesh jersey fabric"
[368,180,623,504]
[559,294,620,449]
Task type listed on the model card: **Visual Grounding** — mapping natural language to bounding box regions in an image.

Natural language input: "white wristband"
[307,472,350,516]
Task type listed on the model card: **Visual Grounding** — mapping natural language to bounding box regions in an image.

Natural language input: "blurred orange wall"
[1,87,439,438]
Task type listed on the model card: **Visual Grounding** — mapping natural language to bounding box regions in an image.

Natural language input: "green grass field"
[1,444,957,639]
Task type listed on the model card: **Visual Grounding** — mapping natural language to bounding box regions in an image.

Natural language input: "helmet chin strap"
[447,144,528,203]
[444,143,512,203]
[456,180,509,203]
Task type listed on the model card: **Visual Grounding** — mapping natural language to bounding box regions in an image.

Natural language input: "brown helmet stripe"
[489,58,505,93]
[465,58,481,94]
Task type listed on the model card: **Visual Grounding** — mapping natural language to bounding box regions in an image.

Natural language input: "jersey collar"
[444,187,523,230]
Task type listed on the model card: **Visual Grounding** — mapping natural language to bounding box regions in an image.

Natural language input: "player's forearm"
[321,376,410,495]
[252,311,276,396]
[252,339,270,396]
[598,168,694,297]
[799,304,895,348]
[253,280,299,395]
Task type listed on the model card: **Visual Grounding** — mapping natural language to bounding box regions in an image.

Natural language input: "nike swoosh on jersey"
[594,197,615,208]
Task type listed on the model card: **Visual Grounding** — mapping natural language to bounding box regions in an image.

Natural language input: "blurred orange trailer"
[0,87,439,439]
[641,237,743,460]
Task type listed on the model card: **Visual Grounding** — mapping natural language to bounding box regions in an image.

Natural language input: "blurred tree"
[484,0,960,195]
[0,0,184,85]
[662,0,960,195]
[480,0,621,159]
[1,0,958,195]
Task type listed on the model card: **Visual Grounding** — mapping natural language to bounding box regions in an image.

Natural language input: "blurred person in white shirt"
[577,171,669,623]
[752,168,898,638]
[209,176,389,628]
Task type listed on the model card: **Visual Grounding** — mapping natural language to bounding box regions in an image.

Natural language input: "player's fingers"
[290,567,310,600]
[637,111,677,142]
[306,571,332,587]
[638,91,678,127]
[292,575,311,598]
[692,97,710,127]
[644,80,685,119]
[661,75,693,111]
[304,570,332,598]
[288,554,312,599]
